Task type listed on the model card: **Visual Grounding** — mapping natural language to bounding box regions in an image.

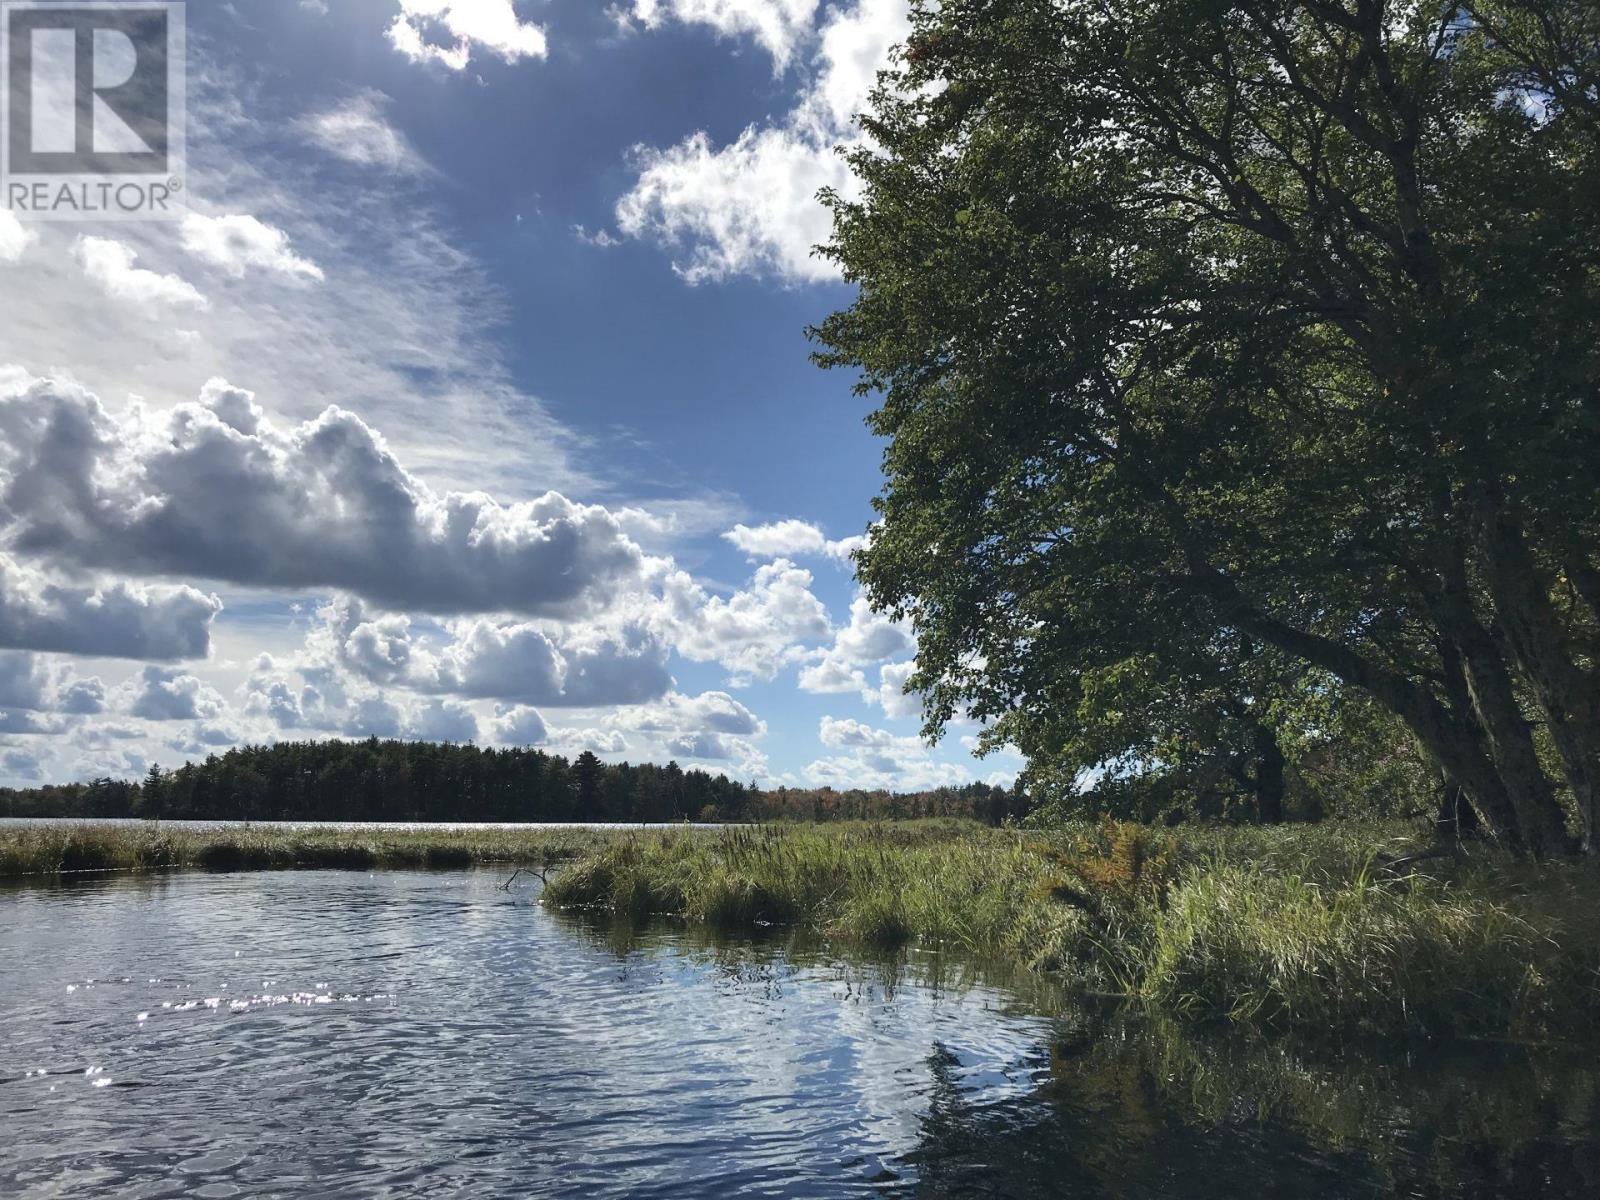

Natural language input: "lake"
[0,818,736,831]
[1,869,1596,1197]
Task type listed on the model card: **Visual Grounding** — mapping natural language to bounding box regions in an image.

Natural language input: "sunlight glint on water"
[1,869,1596,1198]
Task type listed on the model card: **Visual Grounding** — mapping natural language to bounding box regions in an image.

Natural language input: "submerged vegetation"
[542,820,1600,1040]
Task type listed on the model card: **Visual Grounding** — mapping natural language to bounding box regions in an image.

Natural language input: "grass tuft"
[540,819,1600,1039]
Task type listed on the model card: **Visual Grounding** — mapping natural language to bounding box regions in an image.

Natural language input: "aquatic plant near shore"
[541,820,1600,1039]
[0,823,611,878]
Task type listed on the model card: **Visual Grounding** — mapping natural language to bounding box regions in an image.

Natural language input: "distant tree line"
[0,738,1025,826]
[749,781,1026,824]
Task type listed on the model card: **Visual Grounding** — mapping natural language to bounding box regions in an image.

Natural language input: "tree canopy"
[815,0,1600,853]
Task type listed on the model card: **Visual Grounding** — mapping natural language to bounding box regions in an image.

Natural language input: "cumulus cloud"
[806,715,975,788]
[0,212,35,264]
[490,703,548,746]
[58,676,106,715]
[629,689,766,737]
[797,658,865,694]
[180,214,325,280]
[344,695,404,738]
[666,559,830,683]
[818,714,895,748]
[872,658,920,719]
[617,0,908,283]
[722,518,859,561]
[0,374,647,619]
[0,747,44,782]
[0,554,219,661]
[406,697,479,742]
[125,666,227,722]
[618,0,819,69]
[545,726,627,754]
[0,652,103,724]
[166,720,245,757]
[829,594,912,663]
[804,750,969,791]
[665,731,743,760]
[387,0,547,69]
[321,598,675,706]
[799,593,912,695]
[0,651,49,711]
[73,236,209,308]
[614,689,766,769]
[298,91,428,174]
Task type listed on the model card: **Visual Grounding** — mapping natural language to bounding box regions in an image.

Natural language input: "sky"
[0,0,1021,792]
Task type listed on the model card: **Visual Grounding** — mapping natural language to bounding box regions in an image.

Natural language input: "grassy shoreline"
[0,821,618,877]
[541,819,1600,1040]
[7,816,1597,1040]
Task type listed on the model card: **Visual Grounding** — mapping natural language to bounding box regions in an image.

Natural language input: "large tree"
[814,0,1600,854]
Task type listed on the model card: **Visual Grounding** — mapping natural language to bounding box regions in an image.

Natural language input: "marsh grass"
[542,818,1600,1038]
[0,823,613,879]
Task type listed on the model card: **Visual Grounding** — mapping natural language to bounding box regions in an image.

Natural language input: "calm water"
[1,871,1596,1198]
[0,818,735,831]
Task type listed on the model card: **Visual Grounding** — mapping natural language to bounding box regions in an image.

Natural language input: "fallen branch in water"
[501,864,550,891]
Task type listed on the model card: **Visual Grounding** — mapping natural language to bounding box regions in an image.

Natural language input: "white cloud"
[321,598,675,706]
[799,593,911,696]
[545,726,627,754]
[74,236,209,309]
[808,714,983,790]
[620,0,819,69]
[617,0,909,283]
[405,696,479,742]
[0,747,45,782]
[298,91,428,174]
[0,212,35,264]
[0,651,104,721]
[830,594,912,663]
[58,676,106,715]
[722,518,859,561]
[572,224,622,248]
[0,554,219,661]
[818,714,894,748]
[667,559,831,683]
[344,694,404,738]
[180,214,324,281]
[125,666,227,722]
[388,0,547,70]
[806,755,969,790]
[613,688,767,770]
[0,69,585,499]
[797,657,864,694]
[805,749,970,791]
[0,373,647,619]
[490,703,548,745]
[0,651,49,711]
[873,658,920,719]
[629,689,766,737]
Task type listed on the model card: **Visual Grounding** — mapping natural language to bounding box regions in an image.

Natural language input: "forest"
[0,737,1021,826]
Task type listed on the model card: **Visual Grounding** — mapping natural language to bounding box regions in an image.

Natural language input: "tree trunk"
[1476,497,1598,852]
[1162,496,1536,851]
[1436,779,1480,841]
[1253,721,1285,824]
[1196,565,1531,851]
[1426,543,1572,856]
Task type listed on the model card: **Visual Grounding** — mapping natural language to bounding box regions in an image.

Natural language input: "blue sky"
[0,0,1020,791]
